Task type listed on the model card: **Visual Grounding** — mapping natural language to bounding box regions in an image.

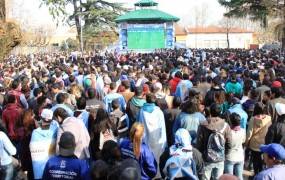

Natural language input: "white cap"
[123,65,129,70]
[41,109,53,121]
[153,82,162,90]
[275,103,285,116]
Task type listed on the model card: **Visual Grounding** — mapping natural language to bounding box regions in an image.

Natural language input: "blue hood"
[142,103,156,113]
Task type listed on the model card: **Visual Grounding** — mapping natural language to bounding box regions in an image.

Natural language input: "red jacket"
[2,103,22,140]
[169,77,181,93]
[6,89,24,108]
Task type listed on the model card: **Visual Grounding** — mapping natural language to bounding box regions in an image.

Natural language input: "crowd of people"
[0,48,285,180]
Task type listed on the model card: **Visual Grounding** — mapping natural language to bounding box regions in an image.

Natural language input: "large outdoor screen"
[127,24,165,49]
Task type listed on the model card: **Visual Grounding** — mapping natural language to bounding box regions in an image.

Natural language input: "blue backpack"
[205,123,227,163]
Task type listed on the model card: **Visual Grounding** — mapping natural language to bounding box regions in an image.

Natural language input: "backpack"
[163,155,198,180]
[109,113,129,138]
[205,123,227,163]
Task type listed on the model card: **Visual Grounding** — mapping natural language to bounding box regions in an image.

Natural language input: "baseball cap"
[58,131,76,156]
[123,65,129,70]
[153,82,162,90]
[121,75,128,81]
[275,103,285,116]
[41,109,53,122]
[272,81,282,87]
[259,143,285,160]
[119,158,141,180]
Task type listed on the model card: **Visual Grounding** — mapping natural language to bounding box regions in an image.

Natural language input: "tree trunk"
[281,0,285,52]
[73,0,81,42]
[227,31,230,48]
[0,0,6,21]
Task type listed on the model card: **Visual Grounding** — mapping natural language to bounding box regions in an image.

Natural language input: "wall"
[186,33,254,49]
[176,35,187,45]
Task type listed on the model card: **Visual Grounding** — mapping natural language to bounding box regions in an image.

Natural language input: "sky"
[9,0,227,32]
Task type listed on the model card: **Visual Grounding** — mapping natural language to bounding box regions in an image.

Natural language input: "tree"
[22,25,55,48]
[218,0,285,51]
[194,3,211,27]
[0,0,22,60]
[42,0,129,51]
[60,38,80,51]
[218,17,238,48]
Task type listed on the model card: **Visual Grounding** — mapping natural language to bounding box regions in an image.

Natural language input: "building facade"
[175,27,255,49]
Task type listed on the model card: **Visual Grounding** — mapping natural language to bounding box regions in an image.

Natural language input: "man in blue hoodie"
[137,93,167,179]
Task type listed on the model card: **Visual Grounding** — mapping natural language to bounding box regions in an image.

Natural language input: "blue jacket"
[120,139,157,180]
[254,165,285,180]
[172,112,206,145]
[42,155,90,180]
[228,104,248,129]
[103,93,126,113]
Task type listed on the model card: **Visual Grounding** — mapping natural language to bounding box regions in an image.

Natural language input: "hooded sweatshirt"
[225,81,242,95]
[2,103,21,140]
[56,117,90,160]
[137,103,167,179]
[196,117,232,161]
[169,128,193,157]
[169,77,182,93]
[126,97,146,124]
[246,115,272,151]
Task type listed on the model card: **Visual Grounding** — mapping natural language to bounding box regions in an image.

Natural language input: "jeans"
[251,149,263,175]
[224,160,244,180]
[0,163,14,180]
[202,161,224,180]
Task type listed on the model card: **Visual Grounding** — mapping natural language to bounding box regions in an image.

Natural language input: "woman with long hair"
[120,122,157,180]
[15,108,38,180]
[90,108,118,160]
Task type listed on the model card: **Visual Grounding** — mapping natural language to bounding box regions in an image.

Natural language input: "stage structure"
[114,0,180,50]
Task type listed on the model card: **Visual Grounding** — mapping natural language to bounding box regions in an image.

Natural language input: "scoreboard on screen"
[119,22,175,50]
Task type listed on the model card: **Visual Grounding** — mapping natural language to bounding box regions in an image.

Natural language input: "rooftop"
[187,27,253,34]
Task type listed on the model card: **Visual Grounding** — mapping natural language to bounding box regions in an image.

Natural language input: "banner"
[165,22,175,48]
[119,22,128,49]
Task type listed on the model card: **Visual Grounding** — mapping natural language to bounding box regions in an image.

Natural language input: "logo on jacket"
[60,160,66,168]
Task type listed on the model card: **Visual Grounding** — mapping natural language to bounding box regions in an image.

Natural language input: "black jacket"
[204,87,225,107]
[163,108,181,145]
[126,97,145,127]
[265,115,285,148]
